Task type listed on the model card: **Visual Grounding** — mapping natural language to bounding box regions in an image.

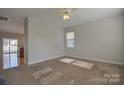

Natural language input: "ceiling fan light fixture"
[63,13,70,20]
[61,8,72,21]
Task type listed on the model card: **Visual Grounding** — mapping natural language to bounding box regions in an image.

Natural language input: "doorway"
[3,39,18,69]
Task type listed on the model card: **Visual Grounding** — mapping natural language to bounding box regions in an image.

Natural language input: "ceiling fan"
[58,8,77,21]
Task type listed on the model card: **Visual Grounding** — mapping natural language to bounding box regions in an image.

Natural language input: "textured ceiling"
[0,8,123,33]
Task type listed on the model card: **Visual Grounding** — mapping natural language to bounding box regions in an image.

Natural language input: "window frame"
[65,31,75,48]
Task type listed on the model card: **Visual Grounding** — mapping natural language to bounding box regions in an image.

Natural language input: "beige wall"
[65,14,124,64]
[27,17,65,65]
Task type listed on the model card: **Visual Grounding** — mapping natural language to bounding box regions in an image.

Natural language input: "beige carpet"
[0,56,124,85]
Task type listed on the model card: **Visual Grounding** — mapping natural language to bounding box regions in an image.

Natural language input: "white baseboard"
[28,55,124,65]
[67,56,124,65]
[28,55,64,65]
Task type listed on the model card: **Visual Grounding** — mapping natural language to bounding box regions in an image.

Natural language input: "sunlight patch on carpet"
[39,71,62,84]
[59,58,75,64]
[72,61,93,69]
[67,80,75,85]
[32,67,53,79]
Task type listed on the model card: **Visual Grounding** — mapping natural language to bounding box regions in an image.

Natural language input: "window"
[66,32,75,48]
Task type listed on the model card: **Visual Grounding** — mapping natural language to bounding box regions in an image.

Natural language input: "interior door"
[3,39,18,69]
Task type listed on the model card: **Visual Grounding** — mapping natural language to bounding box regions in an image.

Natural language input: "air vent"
[0,16,9,21]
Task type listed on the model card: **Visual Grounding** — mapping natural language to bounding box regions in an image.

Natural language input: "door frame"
[2,38,19,70]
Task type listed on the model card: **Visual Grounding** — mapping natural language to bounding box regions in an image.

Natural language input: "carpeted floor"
[0,56,124,85]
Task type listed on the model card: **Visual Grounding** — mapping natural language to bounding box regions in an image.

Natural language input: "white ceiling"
[0,8,53,34]
[0,8,123,33]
